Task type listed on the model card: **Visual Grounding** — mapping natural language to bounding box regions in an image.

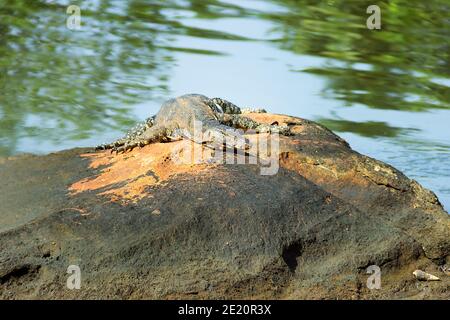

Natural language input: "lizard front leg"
[208,98,241,114]
[220,114,292,136]
[208,98,267,115]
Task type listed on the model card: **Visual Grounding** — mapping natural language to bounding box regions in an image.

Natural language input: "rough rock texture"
[0,113,448,299]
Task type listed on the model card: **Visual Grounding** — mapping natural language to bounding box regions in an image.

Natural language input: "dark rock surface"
[0,113,448,299]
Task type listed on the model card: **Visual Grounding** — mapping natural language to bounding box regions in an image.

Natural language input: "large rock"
[0,113,448,299]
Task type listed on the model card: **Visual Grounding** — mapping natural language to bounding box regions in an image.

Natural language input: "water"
[0,0,449,211]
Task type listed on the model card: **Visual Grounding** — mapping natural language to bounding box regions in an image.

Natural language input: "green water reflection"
[0,0,251,155]
[271,0,449,111]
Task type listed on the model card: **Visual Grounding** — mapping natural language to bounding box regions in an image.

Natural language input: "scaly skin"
[96,94,292,153]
